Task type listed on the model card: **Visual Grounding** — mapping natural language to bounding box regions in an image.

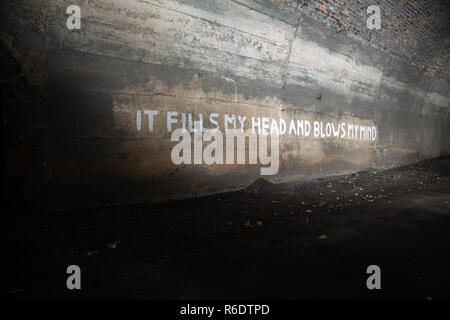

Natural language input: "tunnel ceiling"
[277,0,450,81]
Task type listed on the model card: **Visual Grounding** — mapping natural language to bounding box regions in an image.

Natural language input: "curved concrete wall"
[1,0,449,208]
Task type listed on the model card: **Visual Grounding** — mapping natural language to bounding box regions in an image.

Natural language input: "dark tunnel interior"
[1,0,449,305]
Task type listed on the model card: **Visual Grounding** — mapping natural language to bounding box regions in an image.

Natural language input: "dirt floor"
[2,157,450,299]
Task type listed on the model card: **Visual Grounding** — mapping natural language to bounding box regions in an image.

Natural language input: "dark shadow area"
[2,157,450,299]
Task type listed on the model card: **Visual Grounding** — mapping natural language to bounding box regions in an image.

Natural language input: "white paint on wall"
[138,110,377,142]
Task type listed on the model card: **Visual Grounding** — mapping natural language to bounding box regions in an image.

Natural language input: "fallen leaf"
[107,241,119,249]
[85,250,98,257]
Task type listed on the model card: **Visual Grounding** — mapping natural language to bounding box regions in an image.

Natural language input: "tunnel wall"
[1,0,449,209]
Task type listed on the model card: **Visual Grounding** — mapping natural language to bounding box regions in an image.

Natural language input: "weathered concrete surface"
[1,0,449,208]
